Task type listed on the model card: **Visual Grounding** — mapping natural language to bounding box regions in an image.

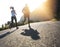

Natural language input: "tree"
[2,24,4,29]
[55,0,60,20]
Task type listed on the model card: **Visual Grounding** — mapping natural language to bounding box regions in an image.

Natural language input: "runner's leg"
[14,16,18,29]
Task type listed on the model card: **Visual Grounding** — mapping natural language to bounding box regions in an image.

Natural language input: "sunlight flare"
[25,0,47,12]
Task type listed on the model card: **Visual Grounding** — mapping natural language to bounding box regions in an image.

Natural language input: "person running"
[10,6,18,29]
[22,4,30,27]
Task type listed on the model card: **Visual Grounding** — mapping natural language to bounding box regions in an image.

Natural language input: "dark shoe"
[16,27,19,29]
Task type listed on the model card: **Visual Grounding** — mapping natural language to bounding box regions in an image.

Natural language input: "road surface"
[0,21,60,47]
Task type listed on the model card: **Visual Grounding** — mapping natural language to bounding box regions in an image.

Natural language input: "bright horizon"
[0,0,47,27]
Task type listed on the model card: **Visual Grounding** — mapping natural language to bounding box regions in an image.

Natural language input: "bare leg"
[28,16,31,28]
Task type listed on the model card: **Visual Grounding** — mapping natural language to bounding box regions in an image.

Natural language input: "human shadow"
[0,29,16,39]
[21,26,40,40]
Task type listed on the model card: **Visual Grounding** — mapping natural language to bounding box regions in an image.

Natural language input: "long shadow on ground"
[21,27,40,40]
[0,29,16,39]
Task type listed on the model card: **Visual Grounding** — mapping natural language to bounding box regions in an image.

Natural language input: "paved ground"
[0,21,60,47]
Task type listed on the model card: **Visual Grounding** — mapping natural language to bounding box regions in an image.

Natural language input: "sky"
[0,0,47,27]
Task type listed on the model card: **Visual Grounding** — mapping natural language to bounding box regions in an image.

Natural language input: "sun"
[25,0,47,12]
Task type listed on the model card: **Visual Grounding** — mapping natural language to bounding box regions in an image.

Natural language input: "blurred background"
[0,0,59,30]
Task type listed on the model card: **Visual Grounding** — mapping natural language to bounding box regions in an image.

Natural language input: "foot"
[16,27,19,29]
